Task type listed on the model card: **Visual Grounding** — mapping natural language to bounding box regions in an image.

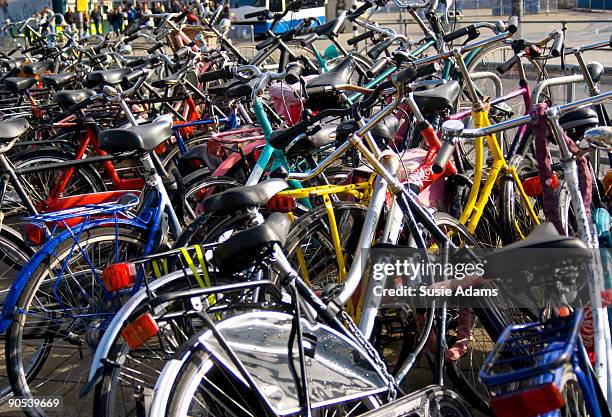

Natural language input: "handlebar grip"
[198,67,233,83]
[416,62,440,78]
[27,47,45,56]
[367,37,393,60]
[348,0,372,21]
[432,140,455,174]
[609,32,612,48]
[285,62,304,84]
[366,57,388,78]
[174,46,190,59]
[442,24,475,43]
[244,11,261,19]
[305,86,328,95]
[124,34,139,43]
[506,16,518,34]
[299,33,318,47]
[551,31,564,57]
[123,25,140,37]
[147,42,163,54]
[123,69,145,84]
[395,65,418,83]
[497,54,520,74]
[255,36,276,51]
[172,9,190,22]
[314,18,336,36]
[23,44,42,53]
[269,121,309,149]
[347,30,375,46]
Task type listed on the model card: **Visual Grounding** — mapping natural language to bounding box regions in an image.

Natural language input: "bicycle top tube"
[455,90,612,139]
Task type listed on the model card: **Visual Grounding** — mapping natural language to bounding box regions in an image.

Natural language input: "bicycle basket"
[479,311,584,417]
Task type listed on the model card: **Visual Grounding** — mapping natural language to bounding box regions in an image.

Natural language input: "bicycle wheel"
[165,345,384,417]
[164,347,267,417]
[499,155,546,244]
[0,226,34,399]
[93,272,235,417]
[283,201,368,291]
[3,149,106,225]
[5,226,147,417]
[444,174,502,248]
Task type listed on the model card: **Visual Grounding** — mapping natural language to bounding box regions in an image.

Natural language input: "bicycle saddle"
[201,178,289,212]
[41,73,77,89]
[0,118,29,142]
[306,56,356,90]
[53,89,96,109]
[22,60,53,75]
[269,123,338,153]
[98,117,172,153]
[413,80,461,114]
[86,68,133,87]
[335,115,400,146]
[3,77,36,92]
[207,78,258,100]
[484,222,591,280]
[214,212,291,273]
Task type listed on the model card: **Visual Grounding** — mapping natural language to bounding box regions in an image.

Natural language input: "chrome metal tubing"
[531,74,584,105]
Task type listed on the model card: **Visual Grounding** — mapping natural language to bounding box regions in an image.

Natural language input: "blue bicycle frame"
[0,150,183,334]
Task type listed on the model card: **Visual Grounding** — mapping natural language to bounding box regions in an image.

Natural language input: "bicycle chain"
[340,310,398,402]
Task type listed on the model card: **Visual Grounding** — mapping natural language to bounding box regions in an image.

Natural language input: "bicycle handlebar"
[432,140,455,173]
[347,30,376,46]
[551,30,564,57]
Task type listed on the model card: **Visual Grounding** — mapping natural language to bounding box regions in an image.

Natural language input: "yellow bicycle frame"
[458,107,540,239]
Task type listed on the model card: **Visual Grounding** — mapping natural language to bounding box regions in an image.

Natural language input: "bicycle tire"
[5,225,148,417]
[93,272,237,417]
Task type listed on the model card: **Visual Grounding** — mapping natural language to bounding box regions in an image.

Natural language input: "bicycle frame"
[455,88,612,405]
[0,150,184,334]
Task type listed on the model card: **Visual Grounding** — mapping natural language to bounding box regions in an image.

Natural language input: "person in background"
[91,5,102,34]
[109,6,122,35]
[75,10,84,34]
[64,7,75,31]
[40,6,55,34]
[170,0,181,13]
[127,4,137,24]
[83,9,89,34]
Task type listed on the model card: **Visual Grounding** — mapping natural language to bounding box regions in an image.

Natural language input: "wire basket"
[479,311,583,394]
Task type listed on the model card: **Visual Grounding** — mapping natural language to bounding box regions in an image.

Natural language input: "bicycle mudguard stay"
[0,217,149,334]
[82,269,189,395]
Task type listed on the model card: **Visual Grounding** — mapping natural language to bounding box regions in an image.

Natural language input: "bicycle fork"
[548,107,612,405]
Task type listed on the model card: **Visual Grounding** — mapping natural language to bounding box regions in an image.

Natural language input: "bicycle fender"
[82,270,188,396]
[0,219,146,334]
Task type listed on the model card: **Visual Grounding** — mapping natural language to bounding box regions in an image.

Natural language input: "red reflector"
[522,173,558,197]
[101,263,137,292]
[121,312,159,350]
[490,383,565,417]
[21,223,48,246]
[267,195,296,213]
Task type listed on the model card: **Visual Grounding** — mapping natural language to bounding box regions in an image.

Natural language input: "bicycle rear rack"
[480,311,583,389]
